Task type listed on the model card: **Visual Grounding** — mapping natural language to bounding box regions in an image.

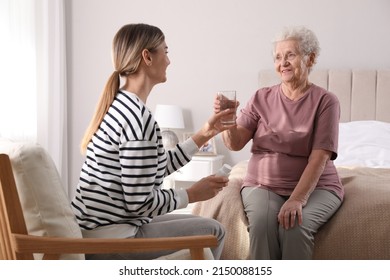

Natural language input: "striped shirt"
[71,90,199,234]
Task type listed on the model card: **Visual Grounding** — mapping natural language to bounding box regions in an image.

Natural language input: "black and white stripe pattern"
[71,91,195,230]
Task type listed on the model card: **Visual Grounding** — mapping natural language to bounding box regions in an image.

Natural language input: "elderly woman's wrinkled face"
[274,39,310,85]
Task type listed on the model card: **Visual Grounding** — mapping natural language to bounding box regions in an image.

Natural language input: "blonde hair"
[80,23,165,154]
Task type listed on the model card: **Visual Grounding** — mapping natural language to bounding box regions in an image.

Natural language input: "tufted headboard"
[258,69,390,123]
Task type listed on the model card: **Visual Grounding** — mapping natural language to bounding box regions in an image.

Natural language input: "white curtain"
[0,0,69,194]
[0,0,37,141]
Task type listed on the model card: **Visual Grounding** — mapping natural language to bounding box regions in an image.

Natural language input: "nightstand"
[174,155,224,185]
[164,155,224,214]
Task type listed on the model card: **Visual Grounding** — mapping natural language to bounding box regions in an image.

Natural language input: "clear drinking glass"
[217,90,236,126]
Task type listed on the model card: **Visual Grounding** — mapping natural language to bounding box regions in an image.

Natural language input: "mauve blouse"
[236,83,344,200]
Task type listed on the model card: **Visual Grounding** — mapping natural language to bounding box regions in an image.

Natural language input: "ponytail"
[80,71,120,154]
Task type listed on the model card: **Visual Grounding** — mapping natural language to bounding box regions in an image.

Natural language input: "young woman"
[71,23,234,260]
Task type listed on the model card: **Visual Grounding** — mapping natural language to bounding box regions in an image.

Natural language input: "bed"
[192,69,390,259]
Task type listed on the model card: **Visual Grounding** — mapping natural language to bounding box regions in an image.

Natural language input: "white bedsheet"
[335,121,390,168]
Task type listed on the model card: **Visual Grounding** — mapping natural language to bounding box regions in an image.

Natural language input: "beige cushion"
[0,138,84,260]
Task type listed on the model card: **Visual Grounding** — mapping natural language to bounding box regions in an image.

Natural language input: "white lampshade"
[154,104,185,129]
[154,104,185,150]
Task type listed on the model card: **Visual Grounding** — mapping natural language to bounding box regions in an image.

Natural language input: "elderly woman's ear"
[307,53,316,67]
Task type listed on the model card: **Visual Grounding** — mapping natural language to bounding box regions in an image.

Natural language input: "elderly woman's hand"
[213,94,240,115]
[212,94,240,133]
[277,198,305,229]
[201,96,240,136]
[191,96,240,150]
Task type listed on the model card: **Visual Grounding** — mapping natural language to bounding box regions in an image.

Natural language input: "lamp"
[154,104,185,150]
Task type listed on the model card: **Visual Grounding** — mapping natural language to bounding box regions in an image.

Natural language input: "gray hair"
[272,26,320,65]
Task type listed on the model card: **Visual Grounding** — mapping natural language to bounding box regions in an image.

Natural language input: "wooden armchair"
[0,141,217,260]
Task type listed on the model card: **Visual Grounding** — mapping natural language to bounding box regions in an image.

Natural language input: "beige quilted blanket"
[192,161,390,259]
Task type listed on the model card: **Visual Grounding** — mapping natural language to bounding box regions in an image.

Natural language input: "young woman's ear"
[141,49,152,66]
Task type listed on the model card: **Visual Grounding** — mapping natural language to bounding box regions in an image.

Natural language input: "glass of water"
[217,90,236,126]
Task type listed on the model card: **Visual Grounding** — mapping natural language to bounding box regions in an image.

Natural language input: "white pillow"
[335,121,390,168]
[0,139,84,260]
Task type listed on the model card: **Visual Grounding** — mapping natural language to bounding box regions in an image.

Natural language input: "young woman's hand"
[206,107,237,133]
[191,96,239,149]
[186,175,229,203]
[204,96,240,135]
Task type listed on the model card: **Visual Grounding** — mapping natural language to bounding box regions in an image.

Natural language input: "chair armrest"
[12,233,217,260]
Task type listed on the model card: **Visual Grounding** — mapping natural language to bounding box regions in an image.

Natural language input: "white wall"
[66,0,390,196]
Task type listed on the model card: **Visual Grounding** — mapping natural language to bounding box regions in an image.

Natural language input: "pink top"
[236,84,344,200]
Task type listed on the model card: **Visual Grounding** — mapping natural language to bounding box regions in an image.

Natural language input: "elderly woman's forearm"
[222,129,245,151]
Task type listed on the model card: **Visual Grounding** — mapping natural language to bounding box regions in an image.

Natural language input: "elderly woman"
[216,26,344,259]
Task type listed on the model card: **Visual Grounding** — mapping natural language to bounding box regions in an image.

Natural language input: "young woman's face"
[148,41,170,84]
[274,39,309,85]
